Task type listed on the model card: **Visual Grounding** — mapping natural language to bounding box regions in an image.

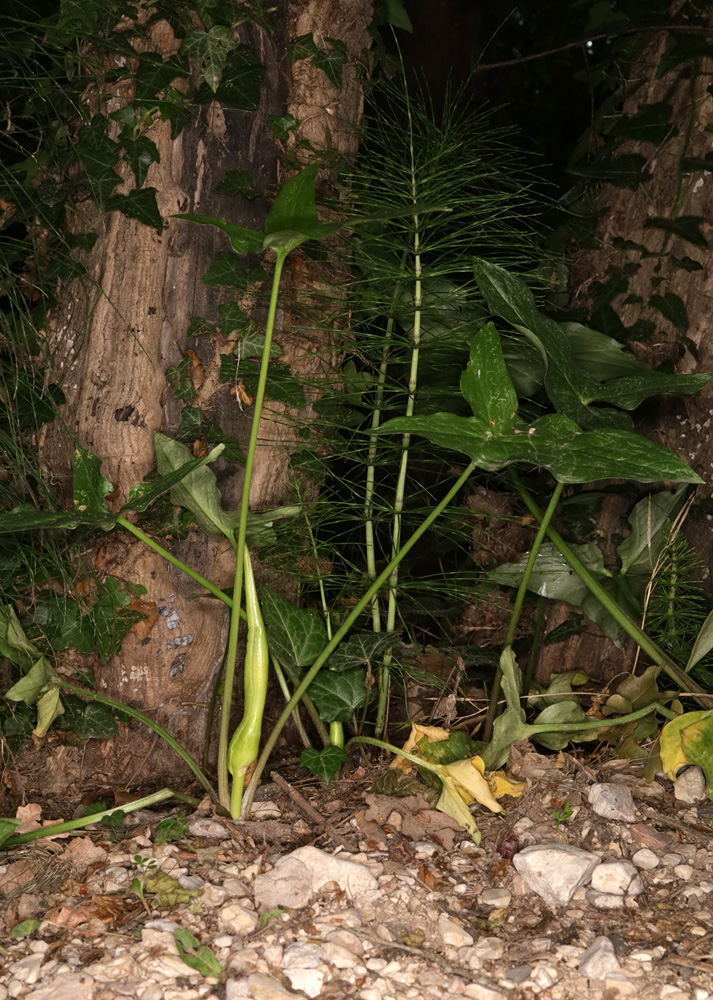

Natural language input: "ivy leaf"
[300,745,348,783]
[75,115,120,207]
[183,25,236,92]
[259,587,327,669]
[121,133,160,188]
[215,170,260,199]
[327,631,400,672]
[644,215,708,249]
[611,101,675,144]
[165,356,197,400]
[569,154,649,189]
[208,45,264,109]
[239,362,306,406]
[313,38,347,89]
[218,302,251,332]
[202,251,249,287]
[308,667,369,723]
[267,113,299,139]
[287,33,319,63]
[173,213,263,253]
[134,53,187,101]
[649,292,689,331]
[106,188,163,232]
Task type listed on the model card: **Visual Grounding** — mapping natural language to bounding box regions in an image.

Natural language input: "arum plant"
[374,264,709,741]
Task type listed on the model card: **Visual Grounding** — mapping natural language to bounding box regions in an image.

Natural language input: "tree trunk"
[536,11,713,683]
[39,1,372,783]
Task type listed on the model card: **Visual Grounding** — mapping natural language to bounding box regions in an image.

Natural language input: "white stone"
[531,965,557,989]
[590,860,644,896]
[586,890,625,909]
[513,844,601,907]
[462,984,508,1000]
[188,817,228,838]
[674,766,706,804]
[141,928,180,953]
[247,973,298,999]
[674,864,694,880]
[632,848,659,870]
[86,953,140,980]
[321,942,361,968]
[479,887,511,908]
[253,846,379,912]
[437,914,474,948]
[218,902,259,935]
[579,936,621,979]
[282,968,325,998]
[588,783,637,822]
[8,955,44,985]
[24,975,95,1000]
[471,937,505,961]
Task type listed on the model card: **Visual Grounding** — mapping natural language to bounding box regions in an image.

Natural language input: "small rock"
[674,864,694,880]
[513,844,600,907]
[632,848,659,870]
[327,930,363,957]
[531,965,557,989]
[218,902,259,935]
[506,964,531,982]
[674,766,706,804]
[214,934,233,948]
[462,985,508,1000]
[590,860,644,896]
[479,888,511,908]
[579,936,621,979]
[253,846,379,912]
[604,974,636,996]
[282,968,325,998]
[588,783,637,822]
[24,976,95,1000]
[8,955,44,985]
[247,973,300,1000]
[141,928,179,953]
[470,937,505,961]
[321,942,361,969]
[630,823,671,849]
[437,914,474,948]
[586,889,625,910]
[188,817,228,838]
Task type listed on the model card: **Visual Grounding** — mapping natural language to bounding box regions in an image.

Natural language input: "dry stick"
[270,771,354,851]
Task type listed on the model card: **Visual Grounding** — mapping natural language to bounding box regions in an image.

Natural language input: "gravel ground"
[2,744,713,1000]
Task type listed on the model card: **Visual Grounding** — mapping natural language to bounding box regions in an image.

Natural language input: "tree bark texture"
[39,1,372,782]
[535,12,713,683]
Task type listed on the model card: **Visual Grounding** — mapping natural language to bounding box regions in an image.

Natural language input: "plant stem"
[272,654,311,749]
[483,480,564,741]
[117,516,236,610]
[217,249,288,809]
[375,91,423,739]
[524,596,546,695]
[241,461,476,817]
[56,680,217,799]
[510,471,713,706]
[4,787,176,847]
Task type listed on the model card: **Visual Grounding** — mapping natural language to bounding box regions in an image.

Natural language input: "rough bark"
[536,13,713,683]
[39,1,372,782]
